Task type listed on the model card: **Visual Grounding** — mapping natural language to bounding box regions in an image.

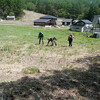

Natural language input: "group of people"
[38,32,74,46]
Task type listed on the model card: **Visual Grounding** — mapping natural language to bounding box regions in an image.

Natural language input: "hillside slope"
[0,10,62,26]
[22,10,45,21]
[21,10,46,25]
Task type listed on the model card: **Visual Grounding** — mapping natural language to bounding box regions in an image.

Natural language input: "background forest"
[0,0,100,20]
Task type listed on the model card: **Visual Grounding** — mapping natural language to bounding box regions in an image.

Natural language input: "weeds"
[28,45,34,49]
[17,51,22,56]
[22,67,40,74]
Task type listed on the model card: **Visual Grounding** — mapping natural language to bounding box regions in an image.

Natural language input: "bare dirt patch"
[0,51,99,100]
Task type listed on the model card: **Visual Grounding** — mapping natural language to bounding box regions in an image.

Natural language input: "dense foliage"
[0,0,100,20]
[26,0,100,21]
[0,0,25,19]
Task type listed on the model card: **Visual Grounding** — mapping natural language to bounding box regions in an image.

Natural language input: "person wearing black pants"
[38,32,44,44]
[68,33,74,46]
[47,37,57,46]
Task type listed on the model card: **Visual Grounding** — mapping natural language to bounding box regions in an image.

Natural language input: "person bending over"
[47,37,57,46]
[38,32,44,44]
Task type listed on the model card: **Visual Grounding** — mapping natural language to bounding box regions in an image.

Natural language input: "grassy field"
[0,25,99,53]
[0,25,100,100]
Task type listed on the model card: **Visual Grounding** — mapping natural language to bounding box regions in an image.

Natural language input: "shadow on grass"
[0,55,100,100]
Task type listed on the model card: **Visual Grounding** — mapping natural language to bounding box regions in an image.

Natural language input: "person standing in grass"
[38,32,44,44]
[68,33,74,46]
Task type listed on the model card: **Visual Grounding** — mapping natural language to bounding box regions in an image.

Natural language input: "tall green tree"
[87,3,99,20]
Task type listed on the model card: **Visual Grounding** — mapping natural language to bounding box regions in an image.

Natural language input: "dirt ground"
[0,48,99,100]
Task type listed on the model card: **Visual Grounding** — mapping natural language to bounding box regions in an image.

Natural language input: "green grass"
[0,25,100,57]
[22,67,40,74]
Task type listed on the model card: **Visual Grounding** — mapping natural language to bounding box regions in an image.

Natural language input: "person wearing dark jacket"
[47,37,57,46]
[38,32,44,44]
[68,33,74,46]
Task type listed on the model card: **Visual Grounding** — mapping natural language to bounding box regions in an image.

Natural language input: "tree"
[58,9,66,18]
[87,3,99,21]
[27,2,36,10]
[0,8,4,17]
[0,0,100,19]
